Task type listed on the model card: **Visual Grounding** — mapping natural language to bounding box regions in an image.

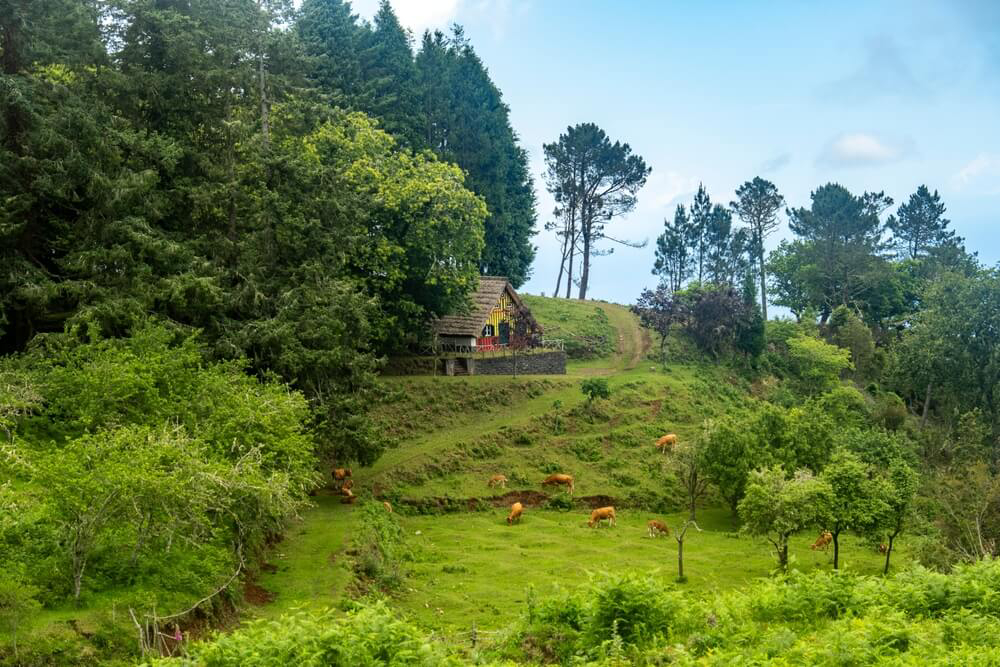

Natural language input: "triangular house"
[433,276,540,351]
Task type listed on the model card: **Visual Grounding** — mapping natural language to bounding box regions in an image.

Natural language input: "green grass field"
[251,296,914,638]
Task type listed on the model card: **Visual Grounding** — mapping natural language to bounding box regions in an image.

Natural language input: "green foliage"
[0,324,314,613]
[739,467,832,570]
[581,378,611,404]
[146,602,456,667]
[785,334,852,396]
[828,305,878,380]
[818,450,890,568]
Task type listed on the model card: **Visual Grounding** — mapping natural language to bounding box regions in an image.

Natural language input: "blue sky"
[352,0,1000,304]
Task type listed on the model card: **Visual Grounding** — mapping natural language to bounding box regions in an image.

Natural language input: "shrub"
[581,378,611,403]
[145,603,456,667]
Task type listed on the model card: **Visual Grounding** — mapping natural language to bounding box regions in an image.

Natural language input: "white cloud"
[352,0,461,37]
[952,153,1000,193]
[645,170,699,211]
[817,132,910,167]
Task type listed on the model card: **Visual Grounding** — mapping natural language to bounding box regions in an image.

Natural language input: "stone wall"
[473,351,566,375]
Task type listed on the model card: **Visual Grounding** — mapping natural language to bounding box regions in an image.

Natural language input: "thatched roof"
[433,276,538,337]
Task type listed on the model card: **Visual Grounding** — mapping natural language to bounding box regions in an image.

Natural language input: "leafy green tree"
[702,417,768,518]
[818,450,889,569]
[732,177,785,320]
[739,467,832,571]
[786,335,852,397]
[887,185,957,260]
[766,239,814,320]
[667,439,710,521]
[0,568,40,660]
[543,122,650,299]
[876,459,918,575]
[828,306,877,380]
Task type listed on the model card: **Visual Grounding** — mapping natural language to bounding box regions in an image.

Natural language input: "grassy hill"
[253,297,912,634]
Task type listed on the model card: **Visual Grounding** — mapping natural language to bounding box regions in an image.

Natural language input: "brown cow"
[383,501,393,513]
[810,531,833,551]
[877,542,888,554]
[341,479,354,493]
[488,474,508,489]
[340,488,357,504]
[647,519,670,538]
[588,506,617,528]
[541,473,575,494]
[507,502,523,525]
[332,468,352,481]
[655,433,678,453]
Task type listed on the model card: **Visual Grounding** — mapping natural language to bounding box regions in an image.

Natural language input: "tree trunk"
[677,537,684,580]
[688,494,697,522]
[921,383,932,428]
[565,238,574,299]
[256,3,270,149]
[883,533,896,576]
[578,227,590,300]
[833,530,840,570]
[758,247,768,321]
[779,542,788,570]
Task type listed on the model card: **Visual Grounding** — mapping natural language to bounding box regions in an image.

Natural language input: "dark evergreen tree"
[690,184,712,283]
[653,205,693,292]
[358,0,422,146]
[887,185,958,260]
[731,177,784,320]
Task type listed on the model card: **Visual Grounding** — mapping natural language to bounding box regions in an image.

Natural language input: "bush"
[581,378,611,403]
[145,603,456,667]
[875,392,908,431]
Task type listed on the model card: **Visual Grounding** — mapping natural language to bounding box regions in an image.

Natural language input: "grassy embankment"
[254,297,910,634]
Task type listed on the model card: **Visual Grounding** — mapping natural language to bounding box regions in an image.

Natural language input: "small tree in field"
[667,439,710,522]
[818,450,889,570]
[739,467,831,571]
[876,459,918,575]
[674,519,702,583]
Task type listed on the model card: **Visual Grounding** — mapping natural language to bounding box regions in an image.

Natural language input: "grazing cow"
[332,468,352,481]
[541,473,575,494]
[507,502,523,525]
[588,506,617,528]
[488,474,508,489]
[383,501,393,513]
[877,543,888,554]
[810,531,833,551]
[647,519,670,538]
[341,479,354,492]
[340,488,357,504]
[655,434,678,453]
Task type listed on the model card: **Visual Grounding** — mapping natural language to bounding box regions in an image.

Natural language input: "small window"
[482,324,495,337]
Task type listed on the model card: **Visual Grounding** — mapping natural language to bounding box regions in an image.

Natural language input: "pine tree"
[690,184,712,283]
[731,177,784,320]
[887,185,957,259]
[652,205,693,292]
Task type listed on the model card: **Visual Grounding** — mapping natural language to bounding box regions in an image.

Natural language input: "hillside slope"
[254,297,907,630]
